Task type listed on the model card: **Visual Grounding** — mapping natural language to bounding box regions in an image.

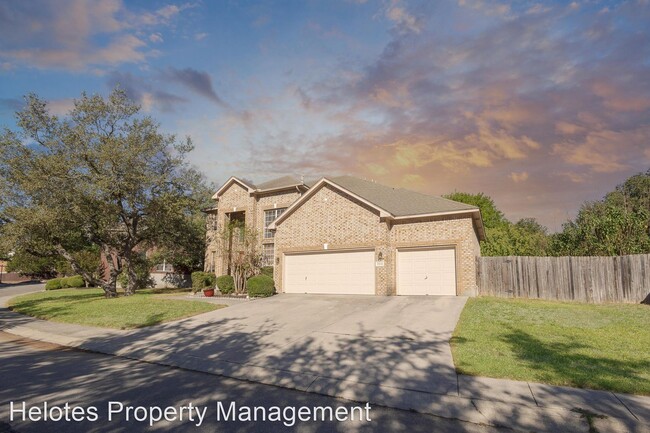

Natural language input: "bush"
[45,278,63,290]
[216,275,235,294]
[246,275,275,298]
[62,275,85,288]
[260,266,274,278]
[191,271,217,292]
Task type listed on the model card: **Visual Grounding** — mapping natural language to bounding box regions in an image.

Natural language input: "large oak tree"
[0,89,208,297]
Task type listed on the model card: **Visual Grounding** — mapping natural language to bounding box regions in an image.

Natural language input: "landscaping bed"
[451,297,650,395]
[8,288,224,329]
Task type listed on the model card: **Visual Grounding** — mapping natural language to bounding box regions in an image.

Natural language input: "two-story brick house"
[205,175,485,296]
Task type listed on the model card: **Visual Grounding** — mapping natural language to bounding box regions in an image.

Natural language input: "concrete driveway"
[86,294,468,396]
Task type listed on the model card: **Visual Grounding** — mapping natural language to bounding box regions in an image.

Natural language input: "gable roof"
[329,176,477,217]
[212,175,307,200]
[269,176,485,240]
[212,176,256,199]
[255,175,303,192]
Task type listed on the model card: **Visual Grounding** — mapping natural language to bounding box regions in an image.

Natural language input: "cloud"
[225,0,650,229]
[553,127,650,173]
[149,32,164,43]
[135,2,197,26]
[0,0,194,71]
[161,67,227,107]
[0,98,23,112]
[384,1,422,33]
[555,121,585,135]
[106,71,187,112]
[510,172,529,183]
[194,32,208,41]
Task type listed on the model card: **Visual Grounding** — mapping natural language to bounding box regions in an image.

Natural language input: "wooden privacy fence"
[476,254,650,303]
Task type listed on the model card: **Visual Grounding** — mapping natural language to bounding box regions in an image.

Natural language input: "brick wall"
[274,184,480,296]
[207,181,481,296]
[390,215,480,295]
[204,183,302,276]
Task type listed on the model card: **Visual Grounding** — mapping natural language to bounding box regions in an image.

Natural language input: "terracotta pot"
[203,288,215,297]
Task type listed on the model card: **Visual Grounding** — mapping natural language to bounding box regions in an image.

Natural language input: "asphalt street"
[0,331,511,433]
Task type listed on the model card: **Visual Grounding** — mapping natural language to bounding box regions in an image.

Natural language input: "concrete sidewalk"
[1,290,648,433]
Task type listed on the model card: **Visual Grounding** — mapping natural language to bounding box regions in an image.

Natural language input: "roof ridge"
[331,175,478,210]
[325,176,392,215]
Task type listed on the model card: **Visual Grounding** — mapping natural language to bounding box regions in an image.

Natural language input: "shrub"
[216,275,235,294]
[246,274,275,298]
[260,266,274,278]
[191,271,217,292]
[45,278,63,290]
[63,275,85,288]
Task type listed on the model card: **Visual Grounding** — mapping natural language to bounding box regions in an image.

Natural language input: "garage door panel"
[284,250,375,295]
[397,247,456,296]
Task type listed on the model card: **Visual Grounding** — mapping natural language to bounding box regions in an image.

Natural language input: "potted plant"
[191,271,217,297]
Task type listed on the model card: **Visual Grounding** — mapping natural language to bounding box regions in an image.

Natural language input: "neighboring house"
[205,175,485,296]
[100,251,190,289]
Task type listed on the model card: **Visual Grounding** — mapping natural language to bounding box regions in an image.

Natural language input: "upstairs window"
[264,208,286,238]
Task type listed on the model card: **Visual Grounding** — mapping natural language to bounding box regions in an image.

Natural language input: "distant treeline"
[446,169,650,257]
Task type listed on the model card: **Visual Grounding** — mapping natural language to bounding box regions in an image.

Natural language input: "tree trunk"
[99,245,122,298]
[122,255,138,296]
[54,243,114,295]
[101,281,119,298]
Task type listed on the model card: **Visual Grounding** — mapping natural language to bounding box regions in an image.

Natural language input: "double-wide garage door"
[397,247,457,296]
[284,250,375,295]
[283,246,457,296]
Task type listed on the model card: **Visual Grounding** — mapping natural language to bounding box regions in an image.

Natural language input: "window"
[262,243,275,267]
[264,208,286,239]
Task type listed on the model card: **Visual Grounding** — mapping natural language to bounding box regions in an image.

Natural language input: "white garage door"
[397,247,457,296]
[284,250,375,295]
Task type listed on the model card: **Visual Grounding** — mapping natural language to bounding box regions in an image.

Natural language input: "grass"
[451,297,650,395]
[8,288,224,330]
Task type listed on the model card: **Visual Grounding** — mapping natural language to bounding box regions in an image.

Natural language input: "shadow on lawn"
[7,292,102,319]
[500,326,650,393]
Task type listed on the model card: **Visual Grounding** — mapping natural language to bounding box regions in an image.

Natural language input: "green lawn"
[9,288,224,330]
[451,297,650,395]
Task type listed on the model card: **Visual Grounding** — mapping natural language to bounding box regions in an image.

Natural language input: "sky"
[1,0,649,231]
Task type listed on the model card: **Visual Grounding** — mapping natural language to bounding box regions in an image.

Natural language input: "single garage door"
[284,250,375,295]
[397,247,457,295]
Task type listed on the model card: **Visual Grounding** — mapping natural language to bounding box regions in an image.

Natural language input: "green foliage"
[246,275,275,298]
[0,88,208,297]
[117,254,154,291]
[445,192,508,229]
[6,250,61,279]
[45,278,62,290]
[191,271,217,292]
[55,248,102,285]
[216,221,263,294]
[216,274,235,294]
[445,192,550,256]
[552,169,650,256]
[61,275,85,288]
[260,266,274,278]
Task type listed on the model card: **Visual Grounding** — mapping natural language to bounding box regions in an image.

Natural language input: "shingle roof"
[327,175,478,216]
[255,175,303,191]
[237,178,257,189]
